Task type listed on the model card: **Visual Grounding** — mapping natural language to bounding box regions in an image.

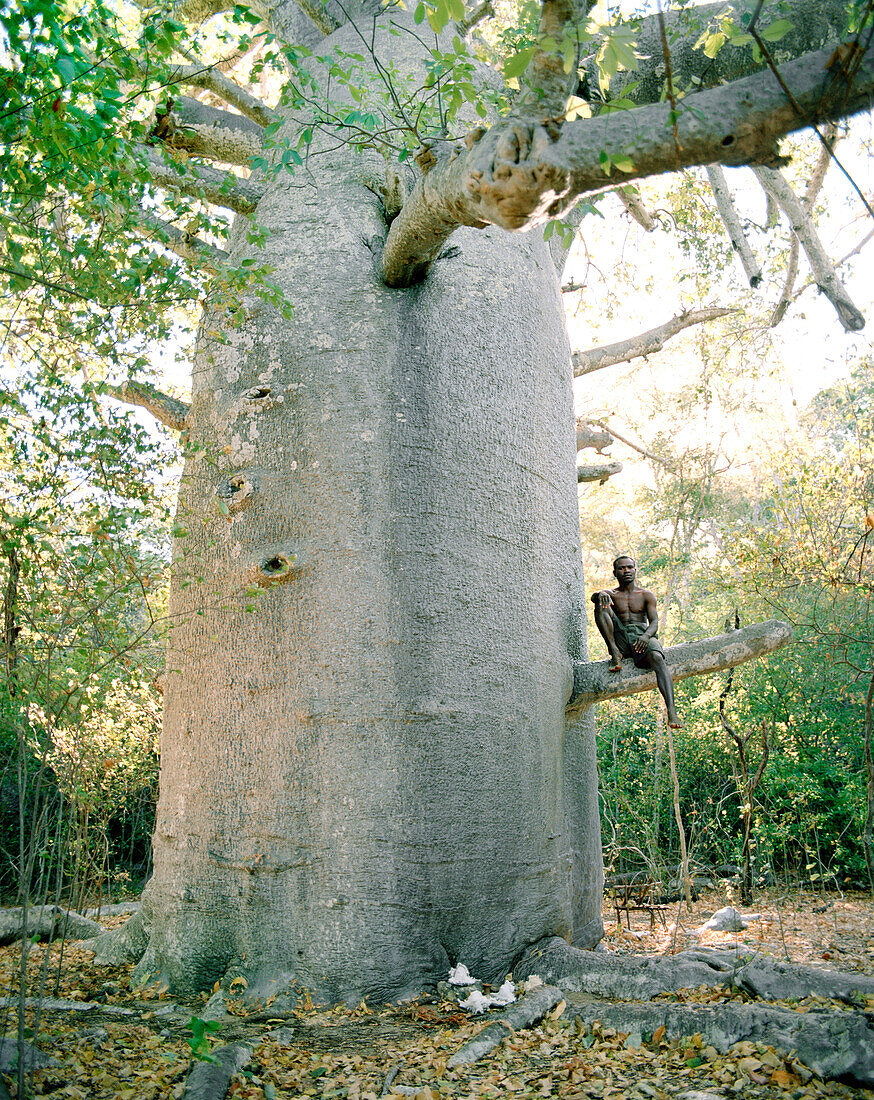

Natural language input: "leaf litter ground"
[1,887,873,1100]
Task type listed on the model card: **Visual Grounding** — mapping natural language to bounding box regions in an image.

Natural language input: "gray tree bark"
[133,11,603,1006]
[112,0,861,1008]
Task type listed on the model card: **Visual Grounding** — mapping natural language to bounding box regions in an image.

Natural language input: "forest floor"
[0,887,873,1100]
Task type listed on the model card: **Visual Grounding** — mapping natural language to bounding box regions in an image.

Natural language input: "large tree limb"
[568,619,792,708]
[572,308,735,376]
[754,165,866,331]
[706,166,762,287]
[143,150,263,215]
[291,0,342,36]
[105,381,191,431]
[174,0,238,20]
[582,0,851,106]
[162,65,275,128]
[575,419,612,453]
[153,97,264,167]
[138,212,228,270]
[577,461,621,484]
[516,0,585,117]
[381,41,874,287]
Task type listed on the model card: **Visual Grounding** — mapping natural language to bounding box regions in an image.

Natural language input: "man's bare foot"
[608,652,623,672]
[668,714,683,728]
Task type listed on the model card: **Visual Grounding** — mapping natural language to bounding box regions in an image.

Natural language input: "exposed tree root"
[564,999,874,1087]
[84,909,148,966]
[181,1042,253,1100]
[447,986,564,1067]
[512,938,874,1085]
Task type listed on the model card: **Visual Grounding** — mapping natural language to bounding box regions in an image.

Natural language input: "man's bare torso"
[609,584,654,624]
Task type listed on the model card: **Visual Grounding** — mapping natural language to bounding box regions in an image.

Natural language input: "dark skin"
[591,556,682,728]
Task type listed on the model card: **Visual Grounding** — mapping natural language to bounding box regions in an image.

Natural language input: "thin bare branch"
[770,237,800,326]
[572,308,735,376]
[755,165,866,331]
[615,187,656,231]
[770,123,838,326]
[595,422,671,467]
[105,380,191,431]
[706,166,762,288]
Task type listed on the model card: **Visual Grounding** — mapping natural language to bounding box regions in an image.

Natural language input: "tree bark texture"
[139,15,603,1004]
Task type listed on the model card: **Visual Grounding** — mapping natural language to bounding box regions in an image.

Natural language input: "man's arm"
[634,589,660,652]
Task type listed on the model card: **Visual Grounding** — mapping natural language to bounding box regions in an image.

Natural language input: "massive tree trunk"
[135,15,602,1003]
[95,0,867,1004]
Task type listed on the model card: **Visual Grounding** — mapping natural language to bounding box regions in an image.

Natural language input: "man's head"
[613,555,636,584]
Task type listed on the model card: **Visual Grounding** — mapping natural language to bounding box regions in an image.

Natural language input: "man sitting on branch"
[591,555,682,728]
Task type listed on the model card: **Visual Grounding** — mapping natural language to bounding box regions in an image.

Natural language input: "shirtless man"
[591,555,682,728]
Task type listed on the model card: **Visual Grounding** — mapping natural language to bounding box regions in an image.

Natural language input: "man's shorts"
[611,613,665,669]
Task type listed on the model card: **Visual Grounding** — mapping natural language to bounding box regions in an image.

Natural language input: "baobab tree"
[28,0,870,1004]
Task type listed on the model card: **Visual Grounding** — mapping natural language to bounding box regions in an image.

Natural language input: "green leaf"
[611,154,634,173]
[760,18,792,42]
[414,2,426,23]
[504,47,536,79]
[56,57,77,84]
[703,31,725,58]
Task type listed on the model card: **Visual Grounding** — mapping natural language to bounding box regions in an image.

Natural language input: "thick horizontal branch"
[105,380,191,431]
[585,0,849,104]
[381,41,874,286]
[143,149,263,214]
[174,0,238,20]
[163,65,275,128]
[292,0,342,36]
[575,420,612,453]
[706,166,762,287]
[153,97,265,166]
[458,0,493,37]
[572,308,735,376]
[755,165,866,331]
[577,461,622,484]
[568,619,792,708]
[138,212,228,270]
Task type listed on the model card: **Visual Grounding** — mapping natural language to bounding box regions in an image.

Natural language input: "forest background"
[1,0,873,926]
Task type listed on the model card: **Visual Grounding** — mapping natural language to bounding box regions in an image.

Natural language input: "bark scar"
[467,122,571,229]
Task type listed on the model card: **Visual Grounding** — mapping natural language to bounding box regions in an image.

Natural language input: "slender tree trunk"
[136,16,604,1002]
[864,671,874,892]
[3,542,19,696]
